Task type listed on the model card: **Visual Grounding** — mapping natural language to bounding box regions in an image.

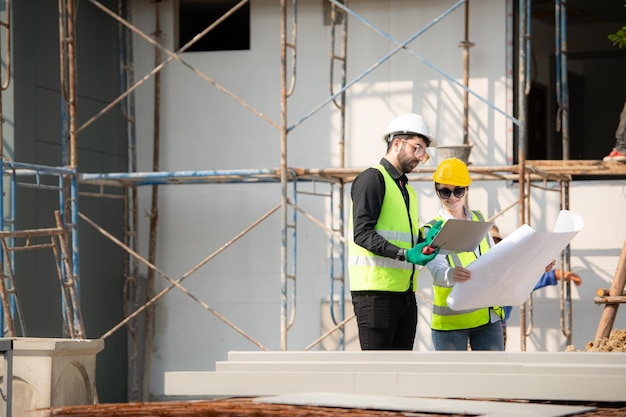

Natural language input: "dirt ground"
[566,328,626,352]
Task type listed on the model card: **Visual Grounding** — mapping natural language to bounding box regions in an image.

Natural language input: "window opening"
[178,0,250,52]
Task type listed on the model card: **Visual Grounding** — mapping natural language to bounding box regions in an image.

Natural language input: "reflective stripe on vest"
[348,165,419,292]
[428,210,504,330]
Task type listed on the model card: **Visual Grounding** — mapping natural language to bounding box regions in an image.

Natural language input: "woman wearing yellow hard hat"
[423,157,505,351]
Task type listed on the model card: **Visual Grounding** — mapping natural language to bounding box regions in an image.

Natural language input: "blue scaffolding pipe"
[58,173,70,335]
[556,0,569,160]
[2,160,75,176]
[328,183,345,349]
[525,0,532,96]
[1,162,73,192]
[70,174,81,333]
[517,0,527,165]
[0,159,4,335]
[118,0,137,174]
[555,0,572,347]
[80,169,278,180]
[517,5,529,361]
[0,159,79,337]
[0,160,17,335]
[79,168,345,187]
[286,177,297,332]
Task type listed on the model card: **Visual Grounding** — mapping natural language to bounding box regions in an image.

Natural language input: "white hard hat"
[381,113,438,147]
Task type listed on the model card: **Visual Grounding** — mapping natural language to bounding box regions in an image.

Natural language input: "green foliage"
[609,2,626,48]
[608,26,626,48]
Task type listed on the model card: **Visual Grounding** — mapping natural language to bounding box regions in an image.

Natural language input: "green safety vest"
[349,165,419,292]
[426,210,504,331]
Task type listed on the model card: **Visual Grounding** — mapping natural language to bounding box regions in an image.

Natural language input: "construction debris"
[41,398,447,417]
[586,329,626,352]
[566,328,626,352]
[40,397,626,417]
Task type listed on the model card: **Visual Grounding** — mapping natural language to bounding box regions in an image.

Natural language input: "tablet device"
[429,219,494,252]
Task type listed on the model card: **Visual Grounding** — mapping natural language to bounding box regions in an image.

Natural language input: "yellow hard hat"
[432,157,472,186]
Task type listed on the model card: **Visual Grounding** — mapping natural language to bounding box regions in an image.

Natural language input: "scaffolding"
[1,0,626,402]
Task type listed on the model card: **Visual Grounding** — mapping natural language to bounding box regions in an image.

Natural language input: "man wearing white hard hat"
[348,113,442,350]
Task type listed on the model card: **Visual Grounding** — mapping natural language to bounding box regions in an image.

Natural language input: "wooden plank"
[594,296,626,304]
[596,288,626,297]
[0,228,64,238]
[594,239,626,341]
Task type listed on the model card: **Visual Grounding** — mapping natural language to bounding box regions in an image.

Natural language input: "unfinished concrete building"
[1,0,625,409]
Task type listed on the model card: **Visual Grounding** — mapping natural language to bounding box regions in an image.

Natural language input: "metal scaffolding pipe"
[328,0,348,350]
[460,0,473,145]
[556,0,570,160]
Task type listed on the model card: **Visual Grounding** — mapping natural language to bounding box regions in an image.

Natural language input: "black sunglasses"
[437,186,467,199]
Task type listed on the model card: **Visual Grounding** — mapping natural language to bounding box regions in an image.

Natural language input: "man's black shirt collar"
[380,157,407,183]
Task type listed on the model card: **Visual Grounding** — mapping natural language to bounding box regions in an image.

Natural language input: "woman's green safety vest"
[349,165,419,292]
[426,210,504,330]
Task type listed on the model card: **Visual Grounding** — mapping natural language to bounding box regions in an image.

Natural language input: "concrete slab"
[224,350,626,365]
[165,369,625,401]
[215,360,626,376]
[164,350,626,402]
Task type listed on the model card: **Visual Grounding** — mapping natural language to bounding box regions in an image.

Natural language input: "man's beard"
[398,155,418,173]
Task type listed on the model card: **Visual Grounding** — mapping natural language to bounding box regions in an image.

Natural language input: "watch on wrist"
[396,248,406,261]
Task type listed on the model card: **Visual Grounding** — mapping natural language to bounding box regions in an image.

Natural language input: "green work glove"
[406,220,444,265]
[405,242,441,265]
[424,220,443,246]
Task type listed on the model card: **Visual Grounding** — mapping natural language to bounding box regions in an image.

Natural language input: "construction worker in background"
[603,100,626,161]
[490,225,583,347]
[423,157,506,351]
[349,113,443,350]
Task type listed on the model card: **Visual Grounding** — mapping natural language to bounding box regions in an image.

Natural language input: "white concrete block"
[0,338,103,417]
[166,351,626,402]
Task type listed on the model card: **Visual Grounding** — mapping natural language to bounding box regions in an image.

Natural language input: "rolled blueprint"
[446,210,584,310]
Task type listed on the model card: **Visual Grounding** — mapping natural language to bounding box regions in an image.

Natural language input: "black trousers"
[351,291,418,350]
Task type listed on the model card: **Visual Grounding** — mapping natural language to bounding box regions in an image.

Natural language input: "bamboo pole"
[594,240,626,341]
